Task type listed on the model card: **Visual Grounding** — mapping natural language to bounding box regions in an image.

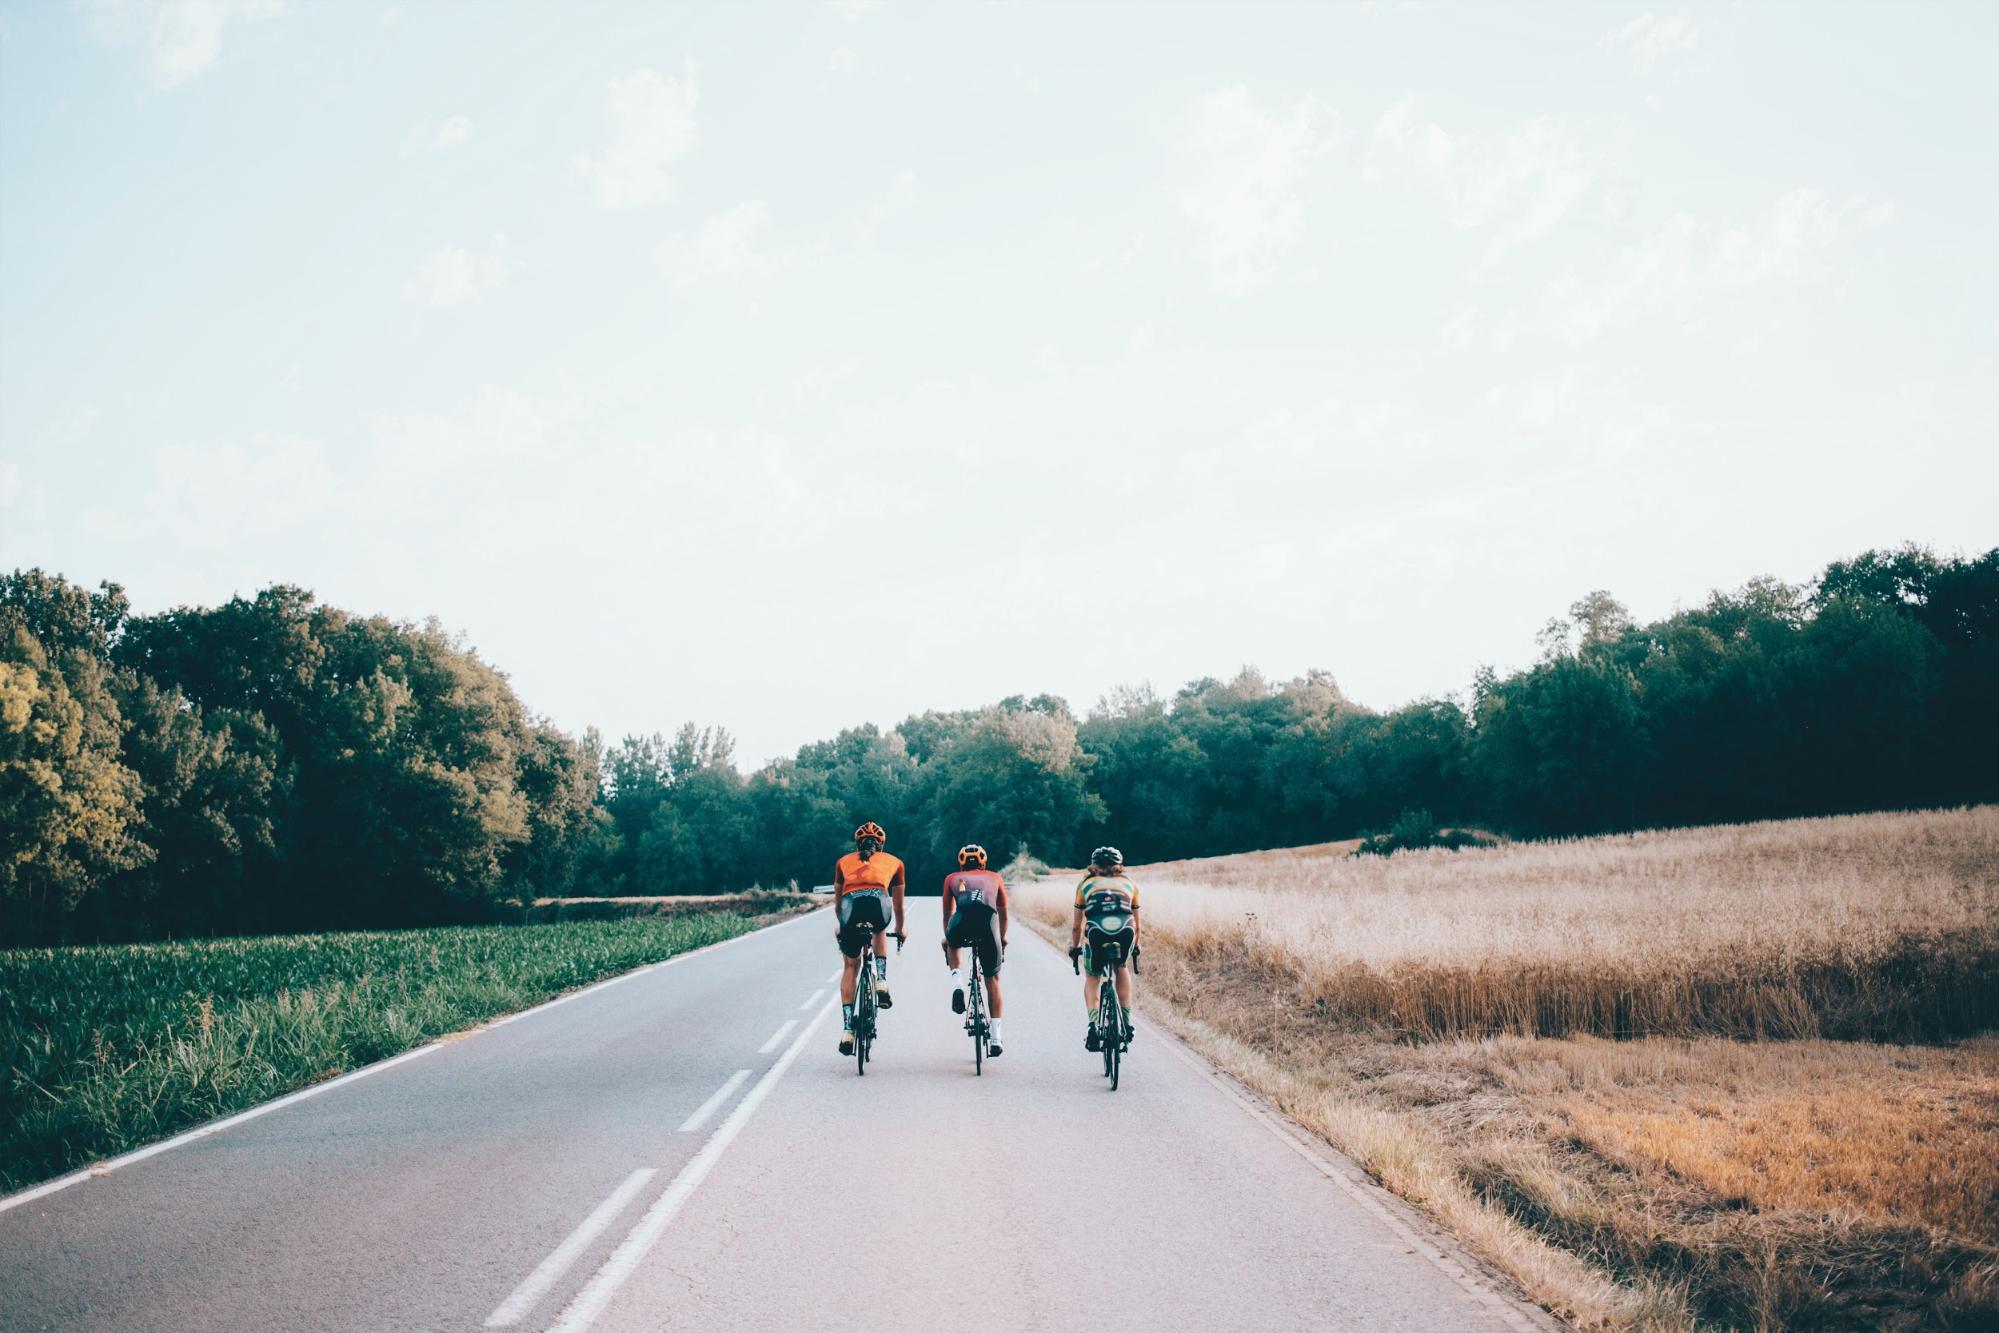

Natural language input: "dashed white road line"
[484,1168,657,1328]
[757,1020,797,1054]
[798,988,825,1010]
[677,1070,751,1134]
[546,1004,835,1333]
[825,967,840,984]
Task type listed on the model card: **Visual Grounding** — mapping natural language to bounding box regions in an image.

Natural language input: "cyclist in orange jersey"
[941,844,1008,1057]
[834,821,907,1056]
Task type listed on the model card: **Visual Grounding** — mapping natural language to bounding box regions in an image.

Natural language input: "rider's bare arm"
[832,863,845,940]
[890,862,907,935]
[996,875,1010,946]
[1070,905,1084,949]
[940,878,953,936]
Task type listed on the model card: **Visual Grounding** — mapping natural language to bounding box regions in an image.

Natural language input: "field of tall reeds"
[0,907,796,1193]
[1018,806,1999,1330]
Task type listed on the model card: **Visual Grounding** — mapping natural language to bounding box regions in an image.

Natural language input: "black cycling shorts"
[837,891,890,957]
[945,901,1002,975]
[1083,923,1134,976]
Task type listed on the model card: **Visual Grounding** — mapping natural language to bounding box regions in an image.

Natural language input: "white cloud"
[1542,188,1895,342]
[792,358,862,400]
[1605,11,1700,75]
[436,115,472,150]
[1440,306,1480,349]
[0,461,21,510]
[1367,102,1591,265]
[574,66,699,210]
[84,0,285,90]
[856,170,915,239]
[828,47,858,76]
[1177,87,1339,296]
[403,235,511,307]
[832,0,882,21]
[145,433,337,549]
[656,202,780,288]
[400,114,473,157]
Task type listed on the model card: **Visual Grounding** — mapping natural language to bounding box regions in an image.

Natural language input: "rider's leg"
[1112,963,1134,1032]
[945,943,965,1013]
[871,929,892,1006]
[987,971,1003,1017]
[838,950,860,1052]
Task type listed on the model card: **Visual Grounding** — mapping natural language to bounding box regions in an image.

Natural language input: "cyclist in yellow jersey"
[833,821,907,1055]
[1068,845,1139,1052]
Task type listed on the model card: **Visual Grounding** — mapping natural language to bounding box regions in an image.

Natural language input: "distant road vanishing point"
[0,910,1552,1331]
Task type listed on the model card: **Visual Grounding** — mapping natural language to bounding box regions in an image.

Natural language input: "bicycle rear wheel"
[969,961,985,1075]
[1100,989,1120,1084]
[856,969,874,1075]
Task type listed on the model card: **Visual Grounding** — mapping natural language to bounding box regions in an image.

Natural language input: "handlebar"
[1069,946,1082,975]
[891,931,906,952]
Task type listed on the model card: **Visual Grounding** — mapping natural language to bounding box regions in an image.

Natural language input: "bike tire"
[856,971,873,1076]
[1101,991,1119,1082]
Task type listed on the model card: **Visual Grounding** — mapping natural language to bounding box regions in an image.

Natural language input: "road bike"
[963,945,992,1074]
[852,930,904,1076]
[1072,941,1139,1090]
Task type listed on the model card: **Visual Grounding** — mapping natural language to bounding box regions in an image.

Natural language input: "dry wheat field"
[1019,806,1999,1331]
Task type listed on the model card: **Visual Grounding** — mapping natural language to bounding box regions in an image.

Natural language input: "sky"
[2,2,1995,766]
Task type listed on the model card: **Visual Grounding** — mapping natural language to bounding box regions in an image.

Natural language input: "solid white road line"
[677,1070,751,1134]
[546,1003,836,1333]
[757,1020,797,1054]
[0,1044,442,1216]
[799,988,825,1010]
[0,905,831,1217]
[484,1168,658,1328]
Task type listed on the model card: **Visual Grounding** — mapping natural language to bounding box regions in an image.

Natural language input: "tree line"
[4,543,1993,945]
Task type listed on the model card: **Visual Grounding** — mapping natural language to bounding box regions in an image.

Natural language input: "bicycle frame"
[853,942,877,1075]
[964,949,989,1074]
[850,929,902,1077]
[1073,938,1135,1090]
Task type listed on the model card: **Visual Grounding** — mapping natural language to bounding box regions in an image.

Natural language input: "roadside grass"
[1019,805,1999,1330]
[0,906,803,1193]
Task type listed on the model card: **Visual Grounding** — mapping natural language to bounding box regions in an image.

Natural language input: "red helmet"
[957,844,988,868]
[854,821,886,844]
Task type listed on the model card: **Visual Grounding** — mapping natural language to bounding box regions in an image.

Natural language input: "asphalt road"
[0,908,1549,1332]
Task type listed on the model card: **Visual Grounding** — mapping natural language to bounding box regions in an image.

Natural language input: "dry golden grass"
[1019,806,1999,1330]
[1075,807,1999,1041]
[1517,1037,1999,1239]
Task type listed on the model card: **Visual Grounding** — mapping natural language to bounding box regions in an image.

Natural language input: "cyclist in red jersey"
[941,844,1008,1056]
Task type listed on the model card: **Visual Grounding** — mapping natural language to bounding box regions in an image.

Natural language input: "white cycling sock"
[949,967,961,982]
[990,1017,1003,1041]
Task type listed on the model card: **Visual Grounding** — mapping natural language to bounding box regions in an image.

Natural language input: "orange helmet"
[854,821,886,844]
[957,844,988,868]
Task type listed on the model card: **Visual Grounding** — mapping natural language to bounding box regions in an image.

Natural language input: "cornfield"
[0,912,775,1192]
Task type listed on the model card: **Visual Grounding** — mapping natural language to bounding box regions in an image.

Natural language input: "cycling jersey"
[835,851,905,896]
[1078,874,1138,977]
[942,868,1006,912]
[1075,873,1140,911]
